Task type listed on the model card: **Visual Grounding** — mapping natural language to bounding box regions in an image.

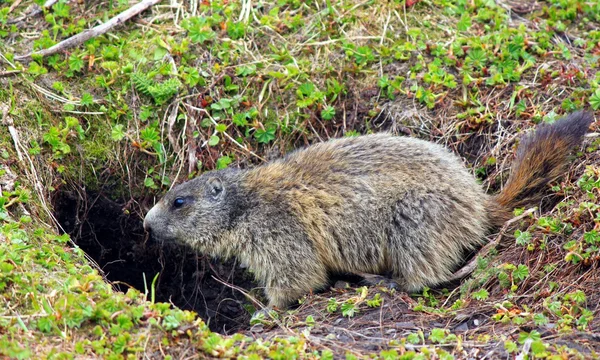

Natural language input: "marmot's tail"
[489,111,594,227]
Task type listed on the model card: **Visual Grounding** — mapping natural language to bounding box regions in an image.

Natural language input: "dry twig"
[15,0,162,61]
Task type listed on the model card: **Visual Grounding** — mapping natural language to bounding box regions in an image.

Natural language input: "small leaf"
[472,289,489,300]
[254,128,276,144]
[111,124,125,141]
[68,54,84,72]
[321,106,336,120]
[80,93,94,106]
[590,88,600,110]
[144,178,156,188]
[513,264,529,282]
[216,155,232,169]
[341,302,357,317]
[406,332,421,344]
[208,135,220,146]
[429,328,446,343]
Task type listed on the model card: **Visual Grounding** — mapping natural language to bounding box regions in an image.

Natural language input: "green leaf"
[319,350,333,360]
[531,340,547,355]
[208,135,220,146]
[513,264,529,282]
[37,317,53,333]
[111,124,125,141]
[183,67,202,86]
[533,313,549,326]
[504,340,518,353]
[515,230,532,246]
[406,332,421,344]
[113,334,128,354]
[254,128,276,144]
[52,2,70,17]
[326,298,338,313]
[472,288,489,300]
[298,82,315,96]
[296,97,314,108]
[68,54,84,72]
[216,155,232,169]
[367,293,382,307]
[227,21,246,40]
[429,328,446,343]
[341,302,357,317]
[377,76,390,88]
[321,106,336,120]
[380,349,399,360]
[215,124,227,133]
[144,178,156,189]
[232,113,249,127]
[183,17,215,44]
[590,88,600,110]
[518,330,541,344]
[583,230,600,244]
[565,290,586,304]
[457,13,471,31]
[236,64,256,77]
[80,93,93,106]
[140,127,160,143]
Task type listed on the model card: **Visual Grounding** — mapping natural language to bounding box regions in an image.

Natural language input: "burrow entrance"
[52,187,258,334]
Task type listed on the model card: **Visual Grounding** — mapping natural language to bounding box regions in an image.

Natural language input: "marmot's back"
[248,133,482,197]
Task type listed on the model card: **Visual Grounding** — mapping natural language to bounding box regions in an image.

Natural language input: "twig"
[1,105,24,162]
[0,70,22,78]
[210,275,265,310]
[15,0,163,61]
[7,0,24,15]
[448,207,537,282]
[164,54,181,155]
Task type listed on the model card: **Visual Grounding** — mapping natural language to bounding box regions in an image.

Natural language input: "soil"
[51,188,257,334]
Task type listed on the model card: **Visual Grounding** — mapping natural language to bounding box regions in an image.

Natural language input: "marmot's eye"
[173,197,186,209]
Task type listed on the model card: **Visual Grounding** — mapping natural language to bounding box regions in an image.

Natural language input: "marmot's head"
[143,169,242,254]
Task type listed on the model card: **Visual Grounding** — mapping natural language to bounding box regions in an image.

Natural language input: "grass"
[1,0,600,358]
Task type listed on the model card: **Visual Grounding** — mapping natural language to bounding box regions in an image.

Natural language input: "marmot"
[143,111,594,310]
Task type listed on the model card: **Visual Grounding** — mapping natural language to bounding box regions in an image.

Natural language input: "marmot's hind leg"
[386,192,482,292]
[356,272,401,290]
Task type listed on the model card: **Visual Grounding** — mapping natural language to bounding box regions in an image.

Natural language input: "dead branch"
[0,70,22,78]
[1,104,24,162]
[448,207,537,282]
[15,0,163,61]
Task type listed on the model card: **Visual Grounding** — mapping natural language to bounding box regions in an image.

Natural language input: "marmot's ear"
[207,177,224,198]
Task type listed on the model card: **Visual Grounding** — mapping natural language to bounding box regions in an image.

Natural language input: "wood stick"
[15,0,162,61]
[1,105,24,162]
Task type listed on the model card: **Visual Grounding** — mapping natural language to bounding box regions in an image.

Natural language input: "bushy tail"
[489,111,594,227]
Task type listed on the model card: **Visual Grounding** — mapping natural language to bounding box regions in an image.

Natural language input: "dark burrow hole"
[52,188,258,334]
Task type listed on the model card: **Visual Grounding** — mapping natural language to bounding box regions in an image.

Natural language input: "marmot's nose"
[143,205,158,233]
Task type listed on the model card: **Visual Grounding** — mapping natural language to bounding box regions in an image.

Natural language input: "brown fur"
[143,111,593,309]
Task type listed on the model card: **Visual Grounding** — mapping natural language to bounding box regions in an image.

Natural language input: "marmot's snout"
[143,204,160,236]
